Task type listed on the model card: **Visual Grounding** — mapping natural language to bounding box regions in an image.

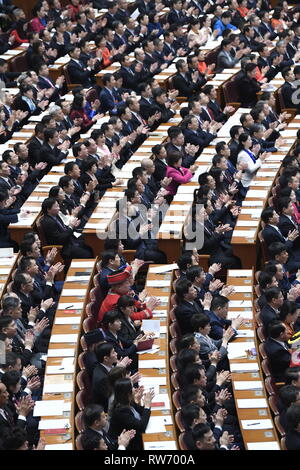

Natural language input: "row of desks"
[226,269,280,450]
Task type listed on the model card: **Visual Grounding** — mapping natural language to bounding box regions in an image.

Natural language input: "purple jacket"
[166,165,193,195]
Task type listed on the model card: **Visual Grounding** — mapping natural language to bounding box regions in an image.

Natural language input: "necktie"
[54,216,67,231]
[43,76,54,88]
[207,107,214,120]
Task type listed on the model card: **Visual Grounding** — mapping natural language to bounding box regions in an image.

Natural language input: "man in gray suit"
[216,39,250,72]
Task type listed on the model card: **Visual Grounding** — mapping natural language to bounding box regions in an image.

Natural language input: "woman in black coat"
[117,295,143,343]
[109,378,154,450]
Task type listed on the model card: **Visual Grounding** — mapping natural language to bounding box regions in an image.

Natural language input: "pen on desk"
[246,423,260,426]
[65,305,74,309]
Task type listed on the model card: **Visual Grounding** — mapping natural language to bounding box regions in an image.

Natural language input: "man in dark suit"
[264,322,291,382]
[172,59,204,98]
[239,26,261,52]
[152,144,168,184]
[67,46,93,87]
[138,82,155,121]
[37,63,64,102]
[0,382,30,443]
[40,198,93,260]
[38,128,69,170]
[261,207,300,261]
[119,54,140,91]
[165,126,197,168]
[285,404,300,450]
[92,343,120,411]
[260,287,284,335]
[281,68,300,111]
[182,115,216,151]
[167,0,187,26]
[236,62,261,107]
[28,123,45,167]
[207,295,242,341]
[278,197,300,248]
[174,279,204,335]
[258,11,277,41]
[81,404,118,450]
[202,85,233,123]
[99,73,119,114]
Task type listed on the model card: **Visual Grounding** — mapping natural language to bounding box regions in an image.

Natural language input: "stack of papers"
[227,341,255,360]
[234,381,263,390]
[237,398,267,408]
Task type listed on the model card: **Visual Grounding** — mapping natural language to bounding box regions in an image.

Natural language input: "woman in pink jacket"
[165,153,194,198]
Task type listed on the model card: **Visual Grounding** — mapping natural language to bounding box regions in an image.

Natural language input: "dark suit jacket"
[81,427,117,450]
[260,304,279,335]
[264,337,291,381]
[39,214,77,258]
[67,59,92,87]
[279,214,299,241]
[28,136,43,167]
[286,430,300,450]
[0,405,26,439]
[154,157,167,183]
[99,87,117,113]
[174,299,203,334]
[92,363,110,411]
[237,75,261,107]
[172,72,204,98]
[208,100,227,123]
[109,402,151,450]
[102,329,137,359]
[183,127,215,150]
[119,315,142,343]
[281,82,299,110]
[38,143,66,167]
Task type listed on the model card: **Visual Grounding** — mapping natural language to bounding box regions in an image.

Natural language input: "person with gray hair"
[249,123,284,153]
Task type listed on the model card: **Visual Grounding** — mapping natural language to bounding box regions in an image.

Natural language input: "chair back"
[175,410,185,432]
[75,411,85,433]
[178,433,188,450]
[170,354,177,372]
[268,395,279,415]
[172,390,181,410]
[171,372,179,390]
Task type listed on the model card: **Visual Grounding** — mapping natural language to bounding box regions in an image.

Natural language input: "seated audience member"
[207,295,243,341]
[98,266,158,323]
[278,385,300,432]
[260,287,284,335]
[174,279,206,335]
[109,378,154,450]
[39,198,93,261]
[191,313,234,368]
[264,321,291,382]
[285,404,300,450]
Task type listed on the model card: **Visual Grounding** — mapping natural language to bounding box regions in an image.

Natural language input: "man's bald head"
[141,158,155,174]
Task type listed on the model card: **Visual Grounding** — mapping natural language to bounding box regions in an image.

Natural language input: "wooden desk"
[140,265,178,450]
[39,259,97,450]
[226,269,280,450]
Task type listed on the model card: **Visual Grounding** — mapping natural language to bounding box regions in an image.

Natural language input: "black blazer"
[39,214,76,258]
[67,59,92,87]
[154,157,167,183]
[38,143,66,167]
[119,315,142,343]
[174,299,203,335]
[81,427,117,450]
[92,363,110,411]
[109,402,151,450]
[28,137,43,167]
[286,430,300,450]
[260,304,279,335]
[172,72,205,98]
[236,75,261,107]
[281,82,298,110]
[264,337,291,381]
[0,405,26,439]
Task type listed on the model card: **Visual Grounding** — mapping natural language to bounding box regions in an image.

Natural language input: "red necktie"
[207,107,214,120]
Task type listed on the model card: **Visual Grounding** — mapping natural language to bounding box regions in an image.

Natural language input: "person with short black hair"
[285,404,300,450]
[264,321,291,381]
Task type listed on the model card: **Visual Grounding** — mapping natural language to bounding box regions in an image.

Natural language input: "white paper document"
[145,416,167,433]
[227,341,255,360]
[57,302,84,309]
[246,190,268,198]
[46,365,75,374]
[47,349,75,357]
[55,317,80,325]
[234,381,263,390]
[247,442,280,450]
[235,221,258,227]
[65,276,90,282]
[147,280,170,287]
[159,223,182,232]
[61,289,87,297]
[153,310,167,318]
[237,398,268,408]
[142,319,160,337]
[50,334,78,343]
[241,419,273,430]
[233,230,256,238]
[240,209,262,217]
[229,300,252,307]
[230,363,259,372]
[243,200,263,207]
[228,310,253,319]
[38,419,70,430]
[151,393,170,411]
[231,286,252,292]
[235,330,255,338]
[90,212,113,219]
[164,215,186,222]
[71,261,95,268]
[137,347,160,355]
[85,223,107,230]
[228,269,253,277]
[149,264,178,273]
[144,441,177,450]
[139,359,166,369]
[139,377,166,387]
[43,383,73,393]
[45,444,73,450]
[33,400,65,417]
